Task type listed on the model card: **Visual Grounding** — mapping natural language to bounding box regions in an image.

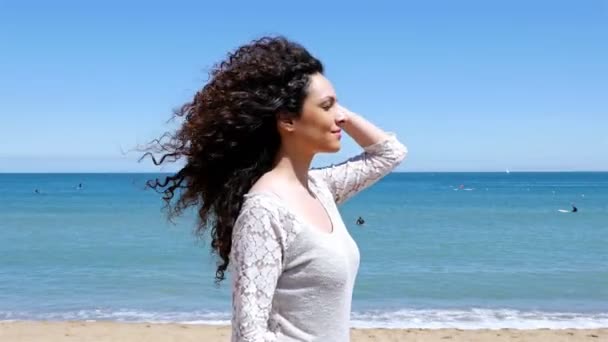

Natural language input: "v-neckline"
[244,177,335,235]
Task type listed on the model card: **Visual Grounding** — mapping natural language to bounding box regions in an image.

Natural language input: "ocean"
[1,172,607,329]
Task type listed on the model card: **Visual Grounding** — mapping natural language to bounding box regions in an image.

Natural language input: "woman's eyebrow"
[319,96,336,104]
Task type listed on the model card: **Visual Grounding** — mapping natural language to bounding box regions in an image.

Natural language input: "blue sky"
[0,0,606,172]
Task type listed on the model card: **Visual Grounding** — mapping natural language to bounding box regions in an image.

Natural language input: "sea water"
[1,172,607,328]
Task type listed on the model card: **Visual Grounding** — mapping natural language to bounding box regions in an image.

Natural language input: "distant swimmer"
[76,183,83,190]
[34,189,40,194]
[558,204,579,213]
[356,216,365,225]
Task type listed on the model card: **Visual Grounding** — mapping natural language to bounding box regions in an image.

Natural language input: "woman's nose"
[335,108,346,125]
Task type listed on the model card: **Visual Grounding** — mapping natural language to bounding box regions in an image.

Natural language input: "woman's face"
[280,73,345,155]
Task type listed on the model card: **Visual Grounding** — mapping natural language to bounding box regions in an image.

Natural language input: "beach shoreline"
[1,321,606,341]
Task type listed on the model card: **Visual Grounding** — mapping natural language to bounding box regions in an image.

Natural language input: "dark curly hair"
[141,36,324,282]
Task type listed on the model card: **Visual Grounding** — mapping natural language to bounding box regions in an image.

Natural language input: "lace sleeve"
[311,134,407,205]
[230,203,284,342]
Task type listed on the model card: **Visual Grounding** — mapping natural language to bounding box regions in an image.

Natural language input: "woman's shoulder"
[236,192,301,251]
[307,172,334,198]
[240,191,283,218]
[239,192,297,230]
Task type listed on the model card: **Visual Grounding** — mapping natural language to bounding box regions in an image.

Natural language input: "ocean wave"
[2,308,608,329]
[351,308,608,329]
[0,309,230,325]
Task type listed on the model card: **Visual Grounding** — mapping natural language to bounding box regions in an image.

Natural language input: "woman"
[144,36,407,341]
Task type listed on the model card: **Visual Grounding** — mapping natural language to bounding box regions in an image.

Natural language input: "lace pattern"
[311,134,407,204]
[230,203,283,342]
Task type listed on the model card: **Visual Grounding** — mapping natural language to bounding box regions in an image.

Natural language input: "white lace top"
[230,135,407,342]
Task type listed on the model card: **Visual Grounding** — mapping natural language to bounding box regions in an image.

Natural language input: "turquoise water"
[1,172,607,328]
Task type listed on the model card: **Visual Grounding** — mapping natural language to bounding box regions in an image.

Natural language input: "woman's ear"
[277,112,296,133]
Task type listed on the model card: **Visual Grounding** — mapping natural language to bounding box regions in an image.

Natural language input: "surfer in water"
[571,204,578,213]
[356,216,365,225]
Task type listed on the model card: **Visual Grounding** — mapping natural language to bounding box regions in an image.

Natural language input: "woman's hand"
[336,104,352,126]
[336,104,390,148]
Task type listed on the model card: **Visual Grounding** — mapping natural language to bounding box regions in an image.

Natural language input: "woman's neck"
[272,146,314,190]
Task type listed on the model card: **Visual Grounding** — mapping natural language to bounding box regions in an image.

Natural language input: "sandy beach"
[1,322,606,341]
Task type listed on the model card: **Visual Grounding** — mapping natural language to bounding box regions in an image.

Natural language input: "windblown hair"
[142,36,324,282]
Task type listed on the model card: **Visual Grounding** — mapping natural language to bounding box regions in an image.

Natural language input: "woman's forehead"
[307,74,336,99]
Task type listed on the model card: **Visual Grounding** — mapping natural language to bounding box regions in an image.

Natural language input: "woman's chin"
[324,142,341,153]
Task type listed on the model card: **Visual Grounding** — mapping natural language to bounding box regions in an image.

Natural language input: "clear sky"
[1,0,606,172]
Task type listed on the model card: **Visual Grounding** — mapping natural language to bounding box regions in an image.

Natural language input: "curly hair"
[142,36,324,282]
